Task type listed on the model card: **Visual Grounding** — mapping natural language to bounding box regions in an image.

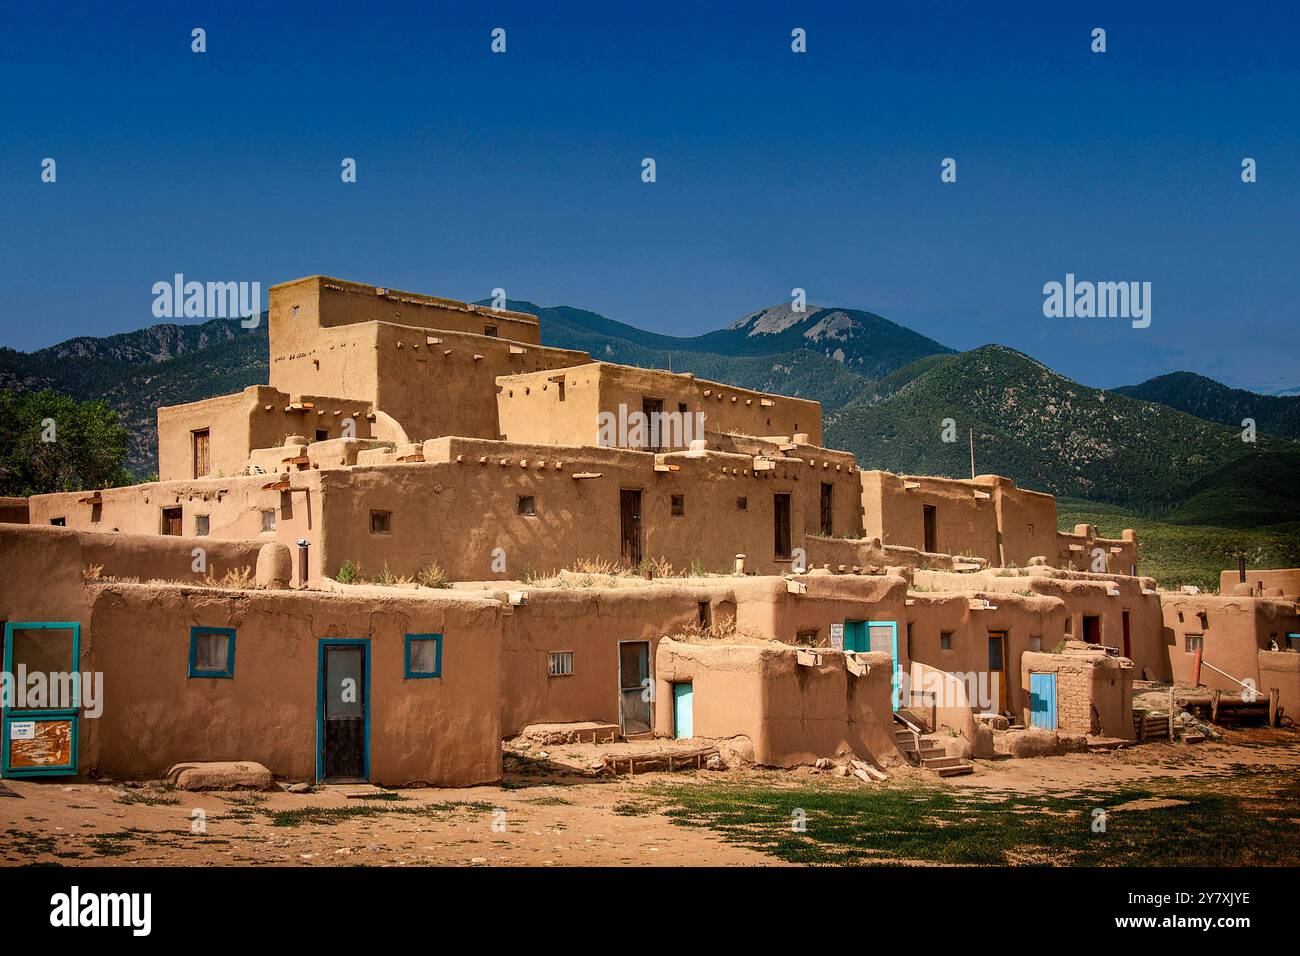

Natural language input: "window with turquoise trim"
[405,633,442,678]
[189,626,236,678]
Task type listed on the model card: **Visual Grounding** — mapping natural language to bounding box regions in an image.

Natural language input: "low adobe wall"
[1258,651,1300,719]
[1220,568,1300,598]
[653,639,897,766]
[0,496,29,523]
[80,582,503,787]
[77,530,263,584]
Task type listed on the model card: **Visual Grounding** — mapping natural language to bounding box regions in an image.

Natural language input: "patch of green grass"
[86,831,136,857]
[637,771,1300,866]
[523,795,573,807]
[114,790,180,806]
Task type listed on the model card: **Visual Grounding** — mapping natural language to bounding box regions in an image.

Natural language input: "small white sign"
[830,623,845,651]
[10,721,36,741]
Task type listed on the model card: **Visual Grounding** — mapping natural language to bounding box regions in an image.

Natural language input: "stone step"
[917,747,946,761]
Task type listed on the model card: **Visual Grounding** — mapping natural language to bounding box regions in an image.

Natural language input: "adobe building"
[3,275,1296,787]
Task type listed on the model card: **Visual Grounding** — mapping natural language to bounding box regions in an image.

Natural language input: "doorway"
[1121,610,1131,658]
[619,641,651,736]
[317,640,369,783]
[1029,672,1057,729]
[2,622,81,777]
[819,483,833,536]
[192,429,210,478]
[988,631,1008,714]
[672,682,694,739]
[642,397,664,452]
[1083,615,1101,645]
[619,490,642,567]
[843,620,902,711]
[773,493,792,560]
[923,504,937,553]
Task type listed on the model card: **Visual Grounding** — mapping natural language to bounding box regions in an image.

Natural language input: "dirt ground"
[1,728,1296,867]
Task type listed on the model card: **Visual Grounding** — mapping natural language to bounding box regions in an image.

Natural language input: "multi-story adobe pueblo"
[1,276,1297,786]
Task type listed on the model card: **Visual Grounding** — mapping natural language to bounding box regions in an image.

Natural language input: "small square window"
[189,626,236,678]
[736,497,748,511]
[517,495,536,516]
[940,631,953,650]
[1185,634,1204,654]
[671,494,685,517]
[195,514,210,536]
[405,634,443,678]
[548,651,574,677]
[484,324,498,337]
[315,428,329,442]
[50,517,66,526]
[370,510,391,534]
[261,509,276,532]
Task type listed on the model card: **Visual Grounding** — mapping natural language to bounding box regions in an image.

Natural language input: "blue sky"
[1,1,1297,391]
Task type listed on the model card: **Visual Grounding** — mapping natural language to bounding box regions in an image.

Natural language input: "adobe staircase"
[893,713,974,777]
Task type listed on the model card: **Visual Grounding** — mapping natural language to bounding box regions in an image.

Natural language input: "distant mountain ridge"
[1115,371,1300,440]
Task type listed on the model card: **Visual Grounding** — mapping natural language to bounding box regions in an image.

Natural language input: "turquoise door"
[2,622,82,778]
[672,682,694,739]
[844,621,901,711]
[1029,672,1057,729]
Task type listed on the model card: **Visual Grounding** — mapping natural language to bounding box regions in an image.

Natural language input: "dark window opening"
[820,482,834,536]
[315,428,329,442]
[736,496,748,511]
[484,324,498,337]
[642,397,664,452]
[671,494,685,517]
[370,510,391,534]
[517,495,536,516]
[698,601,711,627]
[923,504,937,553]
[195,514,210,536]
[50,517,66,527]
[773,493,792,560]
[1083,615,1102,644]
[940,631,953,650]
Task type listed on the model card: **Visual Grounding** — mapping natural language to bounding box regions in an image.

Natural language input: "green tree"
[0,389,132,496]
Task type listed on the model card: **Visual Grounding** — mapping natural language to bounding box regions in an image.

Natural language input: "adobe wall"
[1161,593,1300,690]
[860,471,1000,563]
[986,477,1059,566]
[497,366,604,447]
[269,276,541,352]
[1220,567,1300,598]
[1020,647,1135,739]
[314,438,858,582]
[1258,651,1300,717]
[0,525,91,625]
[28,472,326,587]
[653,640,897,766]
[1057,524,1139,575]
[158,386,376,481]
[78,582,503,787]
[498,585,710,736]
[0,496,30,523]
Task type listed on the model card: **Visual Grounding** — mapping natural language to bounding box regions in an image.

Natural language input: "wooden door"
[773,493,792,560]
[162,507,182,536]
[672,682,694,739]
[1122,611,1131,658]
[192,429,210,478]
[820,483,833,536]
[620,490,642,567]
[619,642,651,736]
[642,398,664,452]
[988,632,1008,714]
[923,504,937,553]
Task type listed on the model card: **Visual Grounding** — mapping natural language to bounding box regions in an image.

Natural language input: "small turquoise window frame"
[188,626,236,679]
[404,633,443,679]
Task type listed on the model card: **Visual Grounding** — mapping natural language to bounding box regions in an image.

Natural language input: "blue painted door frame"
[844,620,901,711]
[2,621,82,778]
[672,682,694,739]
[316,638,371,782]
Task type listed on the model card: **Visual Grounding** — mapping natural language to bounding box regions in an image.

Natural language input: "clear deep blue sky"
[2,1,1297,391]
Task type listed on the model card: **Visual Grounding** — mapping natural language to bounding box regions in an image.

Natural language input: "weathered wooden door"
[773,493,792,560]
[642,398,664,452]
[620,490,642,567]
[192,429,210,478]
[319,641,368,782]
[988,632,1008,714]
[162,507,182,536]
[1029,672,1057,729]
[820,483,833,536]
[619,641,651,736]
